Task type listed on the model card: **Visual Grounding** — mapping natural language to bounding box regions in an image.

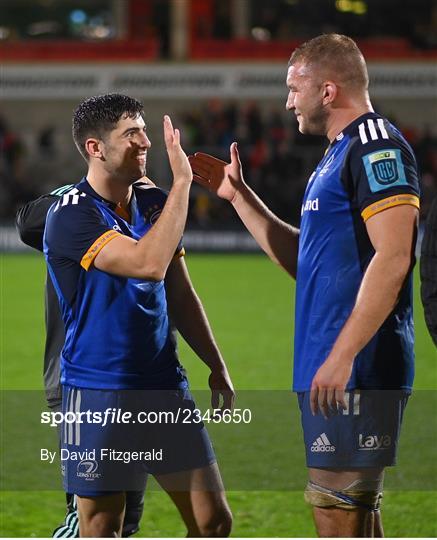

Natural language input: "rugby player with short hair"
[189,34,420,537]
[17,183,154,538]
[42,93,234,537]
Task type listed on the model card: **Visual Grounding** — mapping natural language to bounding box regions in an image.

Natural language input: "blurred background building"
[1,0,436,248]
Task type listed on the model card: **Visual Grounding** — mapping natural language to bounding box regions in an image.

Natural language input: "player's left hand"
[310,355,353,418]
[208,367,235,412]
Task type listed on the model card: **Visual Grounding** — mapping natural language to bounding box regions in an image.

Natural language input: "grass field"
[0,253,436,537]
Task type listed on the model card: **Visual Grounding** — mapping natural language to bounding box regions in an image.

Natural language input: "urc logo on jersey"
[370,151,399,185]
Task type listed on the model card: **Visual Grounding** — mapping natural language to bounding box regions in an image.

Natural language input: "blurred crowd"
[1,102,436,229]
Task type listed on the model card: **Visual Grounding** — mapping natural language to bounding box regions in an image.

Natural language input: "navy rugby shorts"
[297,389,409,468]
[61,385,216,496]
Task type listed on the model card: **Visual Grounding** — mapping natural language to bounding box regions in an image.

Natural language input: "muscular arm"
[231,183,299,278]
[164,256,234,409]
[94,182,191,280]
[189,144,299,278]
[311,204,418,416]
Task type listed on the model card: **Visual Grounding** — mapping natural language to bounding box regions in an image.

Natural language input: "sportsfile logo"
[358,434,391,451]
[310,433,335,453]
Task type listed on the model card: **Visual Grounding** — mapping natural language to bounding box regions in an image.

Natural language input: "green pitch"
[1,253,436,537]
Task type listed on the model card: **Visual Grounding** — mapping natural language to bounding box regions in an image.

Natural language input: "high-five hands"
[188,142,244,202]
[163,115,192,185]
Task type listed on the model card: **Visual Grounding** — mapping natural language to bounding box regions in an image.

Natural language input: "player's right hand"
[163,115,193,185]
[188,142,245,202]
[208,367,235,412]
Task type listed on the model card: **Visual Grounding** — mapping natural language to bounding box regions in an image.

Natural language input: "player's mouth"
[135,153,147,164]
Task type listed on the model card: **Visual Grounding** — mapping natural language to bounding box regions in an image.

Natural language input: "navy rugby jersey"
[44,178,186,390]
[294,112,420,392]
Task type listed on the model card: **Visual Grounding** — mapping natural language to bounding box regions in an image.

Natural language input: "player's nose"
[139,132,151,149]
[285,91,295,111]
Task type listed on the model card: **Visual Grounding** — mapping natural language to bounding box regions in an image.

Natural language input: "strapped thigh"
[304,479,383,512]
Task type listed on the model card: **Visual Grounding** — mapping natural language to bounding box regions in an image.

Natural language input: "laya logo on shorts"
[310,433,335,453]
[77,459,101,481]
[358,434,391,451]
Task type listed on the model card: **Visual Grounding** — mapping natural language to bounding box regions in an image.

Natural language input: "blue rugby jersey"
[294,112,420,392]
[44,178,186,390]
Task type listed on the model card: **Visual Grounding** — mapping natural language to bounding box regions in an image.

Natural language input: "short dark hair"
[289,34,369,90]
[72,93,144,160]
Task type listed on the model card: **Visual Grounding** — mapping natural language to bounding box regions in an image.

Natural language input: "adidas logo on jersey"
[54,188,86,211]
[358,118,389,144]
[310,433,335,453]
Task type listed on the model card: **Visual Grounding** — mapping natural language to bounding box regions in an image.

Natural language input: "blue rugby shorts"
[297,389,409,468]
[61,385,216,496]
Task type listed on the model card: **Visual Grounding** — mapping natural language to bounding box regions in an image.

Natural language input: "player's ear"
[322,81,337,105]
[85,138,103,159]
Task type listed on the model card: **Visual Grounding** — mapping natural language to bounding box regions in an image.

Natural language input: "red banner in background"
[0,39,159,62]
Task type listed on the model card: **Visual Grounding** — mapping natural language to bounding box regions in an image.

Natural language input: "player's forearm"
[170,285,226,373]
[135,182,191,279]
[232,184,299,278]
[330,251,412,360]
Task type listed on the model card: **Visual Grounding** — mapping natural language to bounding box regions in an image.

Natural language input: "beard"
[298,103,329,136]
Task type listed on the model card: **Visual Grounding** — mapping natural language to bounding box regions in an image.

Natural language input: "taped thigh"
[304,479,383,512]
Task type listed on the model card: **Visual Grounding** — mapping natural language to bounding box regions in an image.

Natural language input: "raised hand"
[188,142,245,202]
[163,115,192,185]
